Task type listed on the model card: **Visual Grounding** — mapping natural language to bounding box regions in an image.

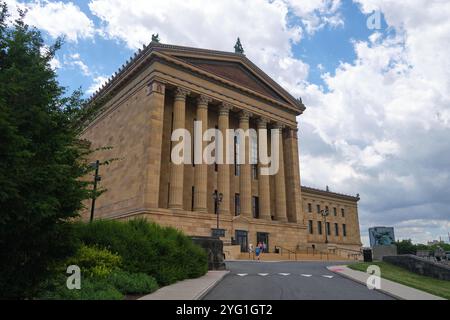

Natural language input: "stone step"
[237,252,352,261]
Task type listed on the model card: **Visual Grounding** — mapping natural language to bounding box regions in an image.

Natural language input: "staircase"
[237,246,360,262]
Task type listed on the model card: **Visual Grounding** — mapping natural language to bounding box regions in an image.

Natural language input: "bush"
[108,270,158,295]
[66,245,122,278]
[38,275,123,300]
[73,219,208,286]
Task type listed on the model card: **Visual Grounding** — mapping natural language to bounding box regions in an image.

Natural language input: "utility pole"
[90,160,101,223]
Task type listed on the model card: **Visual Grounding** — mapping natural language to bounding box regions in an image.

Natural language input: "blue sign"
[369,227,395,247]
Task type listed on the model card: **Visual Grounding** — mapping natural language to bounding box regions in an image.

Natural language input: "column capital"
[257,117,269,129]
[219,103,232,116]
[273,123,286,131]
[286,127,299,139]
[197,95,212,107]
[146,81,165,96]
[175,87,191,101]
[239,110,253,122]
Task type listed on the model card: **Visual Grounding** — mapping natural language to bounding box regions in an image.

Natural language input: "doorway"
[257,232,269,253]
[235,230,248,253]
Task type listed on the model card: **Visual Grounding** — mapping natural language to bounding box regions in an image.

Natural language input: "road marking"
[278,273,290,276]
[301,274,312,277]
[237,273,248,277]
[322,275,334,279]
[258,273,269,276]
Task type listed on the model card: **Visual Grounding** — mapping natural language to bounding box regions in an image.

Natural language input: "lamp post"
[90,160,101,223]
[212,191,224,230]
[320,209,330,244]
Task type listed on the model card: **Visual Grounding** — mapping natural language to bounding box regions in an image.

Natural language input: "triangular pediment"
[174,57,288,104]
[150,43,304,111]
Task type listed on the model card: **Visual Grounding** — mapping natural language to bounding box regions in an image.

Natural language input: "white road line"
[322,275,334,279]
[237,273,248,277]
[301,274,312,277]
[278,273,290,276]
[258,273,269,276]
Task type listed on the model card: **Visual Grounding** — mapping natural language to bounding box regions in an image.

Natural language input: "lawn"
[348,261,450,300]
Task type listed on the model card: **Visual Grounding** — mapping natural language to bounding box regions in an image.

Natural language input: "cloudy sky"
[5,0,450,245]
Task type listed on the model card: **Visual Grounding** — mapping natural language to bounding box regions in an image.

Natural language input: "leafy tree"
[395,239,417,255]
[0,3,95,299]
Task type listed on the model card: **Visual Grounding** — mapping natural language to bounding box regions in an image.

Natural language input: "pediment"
[150,43,304,112]
[174,57,288,104]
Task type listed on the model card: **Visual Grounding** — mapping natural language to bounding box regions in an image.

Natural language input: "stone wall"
[383,255,450,281]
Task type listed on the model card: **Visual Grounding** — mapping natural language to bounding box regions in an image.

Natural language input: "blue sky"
[6,0,450,245]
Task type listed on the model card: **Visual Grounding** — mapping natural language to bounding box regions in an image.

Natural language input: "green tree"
[395,239,417,255]
[0,3,94,299]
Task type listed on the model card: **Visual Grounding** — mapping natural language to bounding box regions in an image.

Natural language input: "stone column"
[169,87,190,210]
[274,123,288,222]
[193,95,211,213]
[144,80,165,209]
[239,111,252,217]
[218,103,231,216]
[257,118,271,221]
[284,126,303,223]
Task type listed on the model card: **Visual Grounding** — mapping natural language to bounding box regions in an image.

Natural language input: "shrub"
[108,270,158,295]
[73,219,208,286]
[66,245,122,278]
[38,275,123,300]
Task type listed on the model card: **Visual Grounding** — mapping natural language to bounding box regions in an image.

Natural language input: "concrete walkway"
[328,265,446,300]
[139,271,229,300]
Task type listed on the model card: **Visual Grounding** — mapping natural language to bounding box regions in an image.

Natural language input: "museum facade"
[81,41,362,253]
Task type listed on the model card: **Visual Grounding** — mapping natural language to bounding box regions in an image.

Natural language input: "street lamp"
[90,160,101,223]
[212,191,224,230]
[320,209,330,244]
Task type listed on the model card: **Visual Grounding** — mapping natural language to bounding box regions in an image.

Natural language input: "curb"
[194,271,230,300]
[326,266,403,300]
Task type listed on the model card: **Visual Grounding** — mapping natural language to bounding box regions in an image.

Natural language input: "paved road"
[203,261,394,300]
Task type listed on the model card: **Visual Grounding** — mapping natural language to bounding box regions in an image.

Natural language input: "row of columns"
[168,86,294,223]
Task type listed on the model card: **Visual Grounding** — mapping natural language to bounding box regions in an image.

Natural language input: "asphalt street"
[203,261,394,300]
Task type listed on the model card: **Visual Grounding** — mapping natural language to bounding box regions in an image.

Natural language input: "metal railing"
[275,246,297,260]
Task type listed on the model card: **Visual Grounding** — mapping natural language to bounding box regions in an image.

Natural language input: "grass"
[348,261,450,299]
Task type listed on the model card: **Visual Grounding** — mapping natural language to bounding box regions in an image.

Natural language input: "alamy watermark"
[66,265,81,290]
[171,121,281,176]
[366,265,381,290]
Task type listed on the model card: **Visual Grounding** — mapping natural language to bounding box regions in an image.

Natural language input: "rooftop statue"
[234,37,244,54]
[152,33,160,43]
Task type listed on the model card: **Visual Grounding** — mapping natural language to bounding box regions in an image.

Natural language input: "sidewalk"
[328,265,446,300]
[139,271,229,300]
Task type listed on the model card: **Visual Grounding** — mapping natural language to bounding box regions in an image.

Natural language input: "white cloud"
[88,0,309,86]
[63,53,92,76]
[4,0,94,42]
[298,0,450,243]
[286,0,344,33]
[87,75,109,95]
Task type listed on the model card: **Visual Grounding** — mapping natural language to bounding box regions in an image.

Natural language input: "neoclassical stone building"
[81,41,362,253]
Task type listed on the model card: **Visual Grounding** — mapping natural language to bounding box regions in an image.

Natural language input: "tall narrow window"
[191,186,195,211]
[317,221,323,235]
[343,224,347,237]
[252,196,259,219]
[326,222,331,236]
[214,125,218,172]
[341,208,345,217]
[334,223,339,236]
[235,193,241,216]
[325,206,329,214]
[333,207,337,216]
[308,220,314,234]
[308,203,312,213]
[192,118,196,167]
[234,136,240,176]
[252,164,258,180]
[251,133,258,180]
[316,204,321,214]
